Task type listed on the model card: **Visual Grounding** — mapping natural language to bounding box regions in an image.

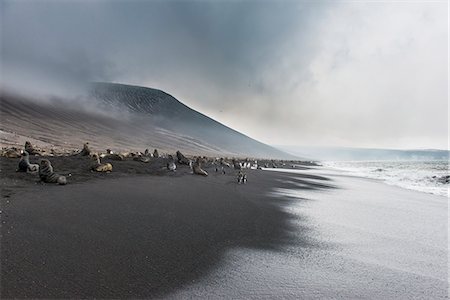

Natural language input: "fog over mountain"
[1,1,448,150]
[0,83,293,159]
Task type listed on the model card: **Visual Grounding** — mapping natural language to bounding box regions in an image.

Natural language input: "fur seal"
[193,157,208,176]
[153,149,159,158]
[220,158,231,168]
[17,151,39,173]
[176,151,190,165]
[232,159,242,170]
[2,148,21,158]
[105,149,124,161]
[167,155,177,171]
[133,155,150,163]
[91,153,113,172]
[78,142,91,156]
[24,141,40,155]
[39,159,67,185]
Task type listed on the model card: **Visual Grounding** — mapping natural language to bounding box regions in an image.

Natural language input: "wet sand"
[173,168,448,299]
[0,156,328,298]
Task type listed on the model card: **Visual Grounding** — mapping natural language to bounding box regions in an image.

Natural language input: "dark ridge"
[91,82,294,159]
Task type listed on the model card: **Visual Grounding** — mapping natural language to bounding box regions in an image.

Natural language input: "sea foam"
[323,160,449,197]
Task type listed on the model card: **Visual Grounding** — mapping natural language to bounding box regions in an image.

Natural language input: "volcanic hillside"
[1,83,292,159]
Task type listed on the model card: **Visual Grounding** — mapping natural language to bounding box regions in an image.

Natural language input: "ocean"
[323,160,449,197]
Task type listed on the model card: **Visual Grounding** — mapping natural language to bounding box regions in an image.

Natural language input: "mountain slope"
[0,83,292,159]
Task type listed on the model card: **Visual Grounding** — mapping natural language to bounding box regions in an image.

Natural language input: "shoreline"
[264,165,449,198]
[1,158,447,298]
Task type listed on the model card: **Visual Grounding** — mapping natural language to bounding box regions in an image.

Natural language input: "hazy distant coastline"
[276,145,449,161]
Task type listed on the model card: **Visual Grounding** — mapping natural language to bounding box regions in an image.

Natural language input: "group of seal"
[2,147,21,158]
[14,142,67,184]
[11,141,259,185]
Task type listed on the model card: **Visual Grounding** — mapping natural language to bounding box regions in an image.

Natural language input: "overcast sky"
[1,1,448,149]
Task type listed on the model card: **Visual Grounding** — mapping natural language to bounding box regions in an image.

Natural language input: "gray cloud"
[1,1,447,149]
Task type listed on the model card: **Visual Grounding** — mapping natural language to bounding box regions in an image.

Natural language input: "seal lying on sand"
[39,159,67,185]
[220,158,231,168]
[24,141,40,155]
[91,153,113,172]
[167,155,177,171]
[193,157,208,176]
[176,151,190,165]
[78,142,91,156]
[105,149,124,161]
[1,148,21,158]
[17,151,39,173]
[133,155,150,163]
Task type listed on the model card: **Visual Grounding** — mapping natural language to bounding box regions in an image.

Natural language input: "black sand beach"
[0,156,329,298]
[1,156,447,299]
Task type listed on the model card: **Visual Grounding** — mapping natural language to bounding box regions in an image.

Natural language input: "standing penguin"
[237,171,247,184]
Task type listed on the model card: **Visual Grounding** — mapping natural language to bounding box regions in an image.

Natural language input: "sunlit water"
[322,160,449,197]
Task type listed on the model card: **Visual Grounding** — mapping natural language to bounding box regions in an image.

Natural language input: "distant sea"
[323,160,449,197]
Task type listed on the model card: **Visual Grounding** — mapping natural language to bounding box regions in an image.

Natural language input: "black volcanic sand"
[0,156,333,298]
